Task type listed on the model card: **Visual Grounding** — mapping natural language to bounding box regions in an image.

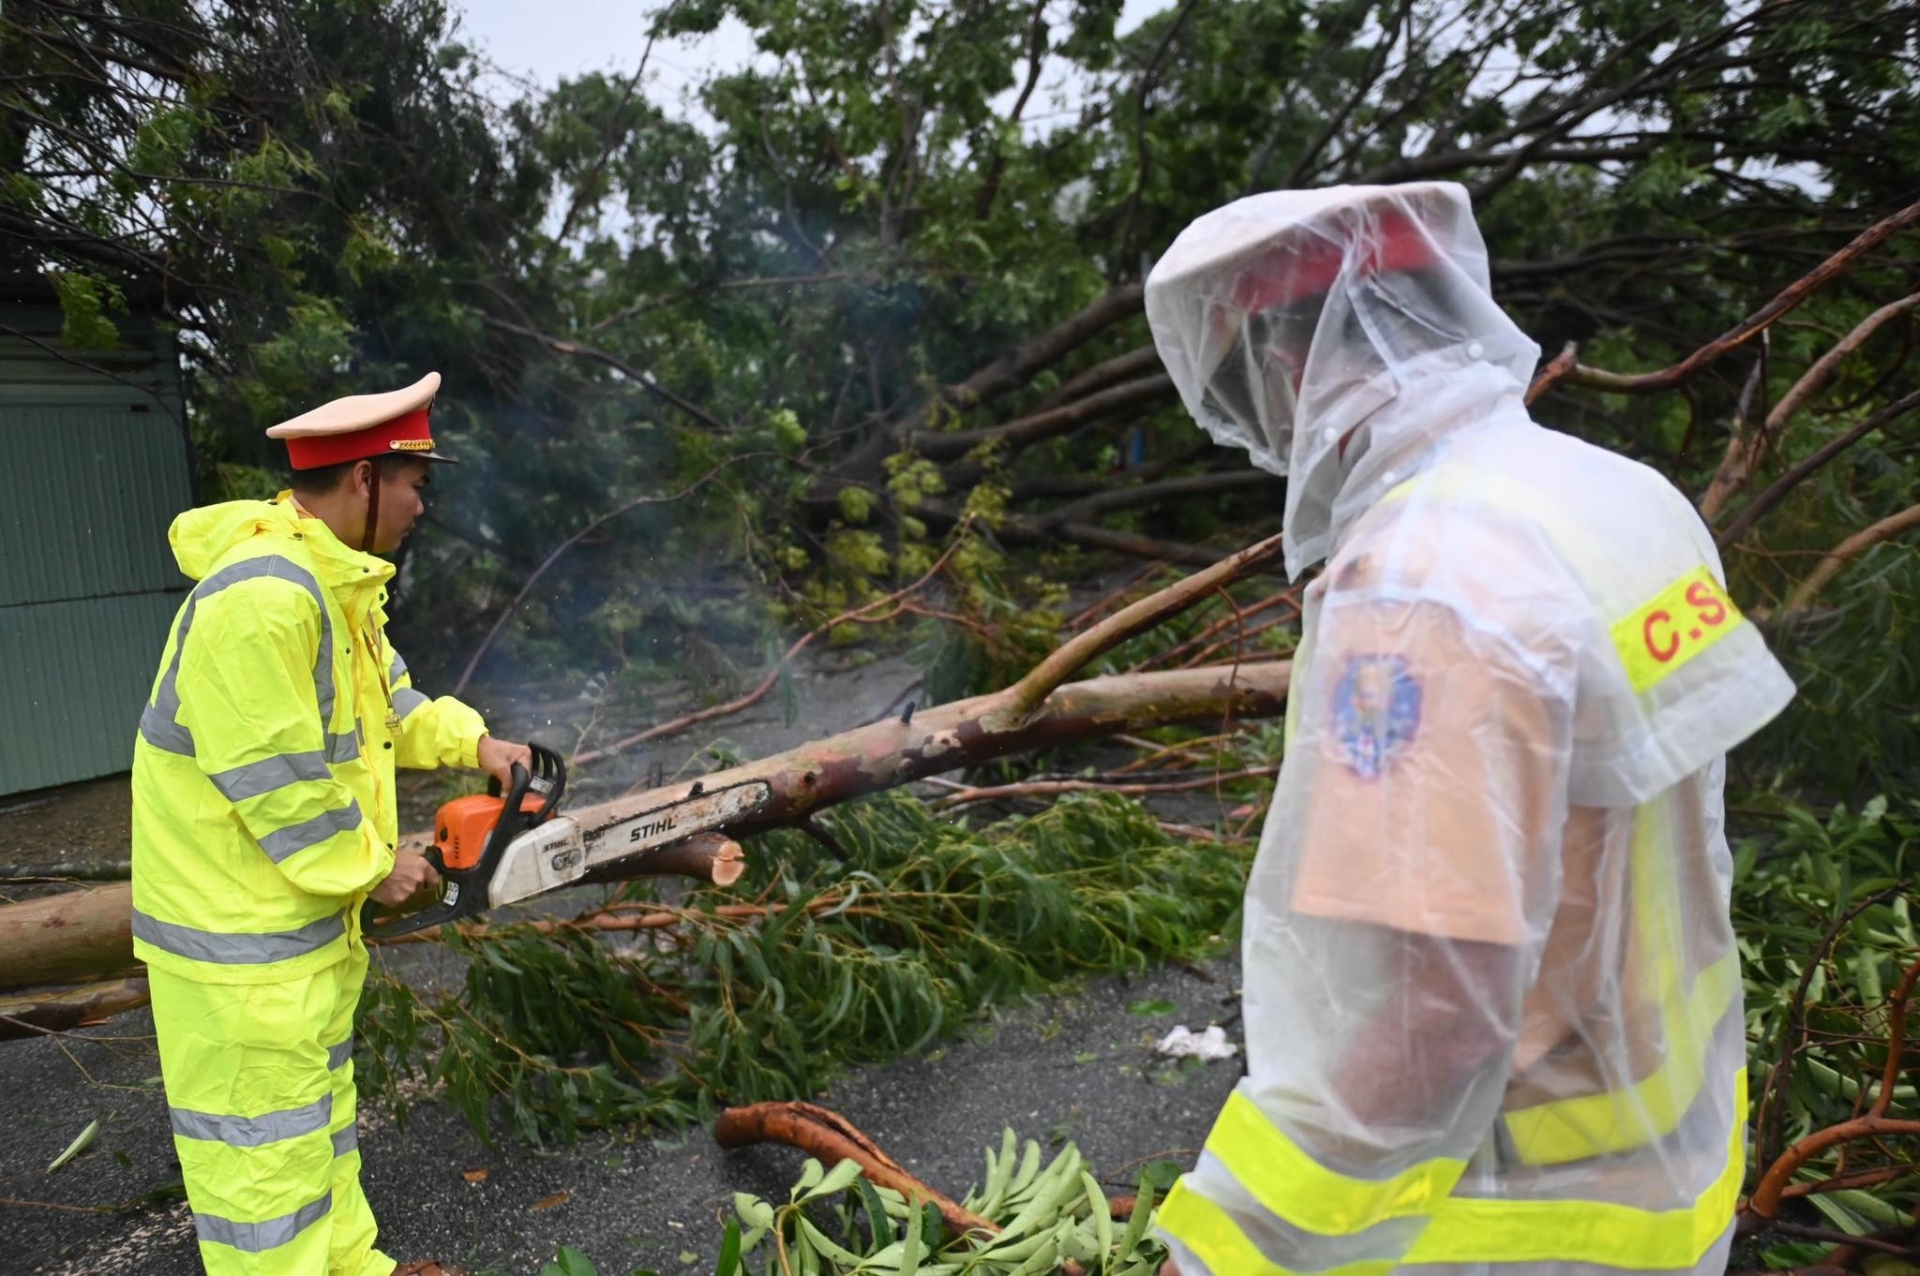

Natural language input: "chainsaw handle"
[359,744,567,941]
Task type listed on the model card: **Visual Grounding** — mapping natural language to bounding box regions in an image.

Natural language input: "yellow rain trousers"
[132,493,487,1275]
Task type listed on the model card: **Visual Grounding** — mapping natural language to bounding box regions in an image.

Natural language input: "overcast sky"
[453,0,1176,106]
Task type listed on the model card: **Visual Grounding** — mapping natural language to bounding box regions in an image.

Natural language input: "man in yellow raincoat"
[1143,184,1795,1275]
[131,372,531,1276]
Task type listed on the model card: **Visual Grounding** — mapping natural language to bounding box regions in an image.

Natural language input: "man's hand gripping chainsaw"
[361,742,772,940]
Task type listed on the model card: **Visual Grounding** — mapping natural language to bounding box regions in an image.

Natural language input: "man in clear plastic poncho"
[1144,183,1795,1275]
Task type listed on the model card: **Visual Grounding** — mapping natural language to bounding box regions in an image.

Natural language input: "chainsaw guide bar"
[485,779,774,907]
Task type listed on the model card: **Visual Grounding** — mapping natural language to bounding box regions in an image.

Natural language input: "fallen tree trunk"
[0,886,137,988]
[0,532,1289,1009]
[0,660,1289,995]
[576,659,1288,882]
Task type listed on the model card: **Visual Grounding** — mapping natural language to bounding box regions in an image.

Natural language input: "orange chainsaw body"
[434,791,551,870]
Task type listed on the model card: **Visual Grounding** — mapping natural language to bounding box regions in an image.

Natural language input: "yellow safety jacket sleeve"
[176,578,395,899]
[385,646,487,771]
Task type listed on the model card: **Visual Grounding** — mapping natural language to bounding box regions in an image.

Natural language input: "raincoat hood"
[1145,181,1540,578]
[167,495,394,591]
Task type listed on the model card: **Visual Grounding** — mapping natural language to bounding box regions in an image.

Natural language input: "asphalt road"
[2,955,1242,1275]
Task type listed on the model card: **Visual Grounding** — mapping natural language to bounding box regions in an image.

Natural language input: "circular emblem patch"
[1330,654,1422,780]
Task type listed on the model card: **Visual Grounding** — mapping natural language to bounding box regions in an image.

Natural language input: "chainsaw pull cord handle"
[359,743,567,942]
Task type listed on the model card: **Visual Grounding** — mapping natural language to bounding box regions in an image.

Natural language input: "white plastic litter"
[1154,1024,1238,1061]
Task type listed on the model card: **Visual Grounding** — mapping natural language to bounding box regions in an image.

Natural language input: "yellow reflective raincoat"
[1144,184,1796,1276]
[132,492,488,1275]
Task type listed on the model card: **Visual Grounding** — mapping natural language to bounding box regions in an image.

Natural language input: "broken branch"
[1525,197,1920,401]
[1715,388,1920,547]
[453,455,766,696]
[1033,344,1163,413]
[0,977,150,1042]
[714,1101,999,1239]
[571,534,968,766]
[930,765,1272,809]
[0,659,1290,997]
[1703,293,1920,521]
[1781,501,1920,613]
[997,532,1284,724]
[908,374,1176,461]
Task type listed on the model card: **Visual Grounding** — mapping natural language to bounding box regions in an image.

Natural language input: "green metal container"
[0,297,193,796]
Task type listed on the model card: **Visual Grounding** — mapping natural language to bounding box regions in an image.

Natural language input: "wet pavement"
[0,778,133,878]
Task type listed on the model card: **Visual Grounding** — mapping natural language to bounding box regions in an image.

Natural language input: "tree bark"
[835,283,1148,478]
[715,1101,999,1239]
[0,976,150,1041]
[1781,502,1920,613]
[575,661,1289,883]
[1045,469,1281,526]
[0,886,136,988]
[1033,344,1162,413]
[908,374,1174,461]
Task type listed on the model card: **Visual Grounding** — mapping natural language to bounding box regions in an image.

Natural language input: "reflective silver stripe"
[331,1125,357,1157]
[131,907,346,965]
[326,1038,352,1071]
[388,649,409,684]
[171,1094,331,1148]
[195,1190,332,1253]
[208,750,331,803]
[325,726,362,763]
[140,554,340,762]
[138,703,194,754]
[393,687,429,722]
[258,800,362,864]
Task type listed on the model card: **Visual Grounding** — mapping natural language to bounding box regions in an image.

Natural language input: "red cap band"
[283,408,436,470]
[1228,206,1438,316]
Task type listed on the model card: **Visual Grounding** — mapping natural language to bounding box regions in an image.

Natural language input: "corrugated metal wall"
[0,301,193,795]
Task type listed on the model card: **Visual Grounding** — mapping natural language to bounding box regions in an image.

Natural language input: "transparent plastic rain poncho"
[1144,184,1797,1276]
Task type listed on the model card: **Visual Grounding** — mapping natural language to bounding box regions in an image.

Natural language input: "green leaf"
[1126,998,1177,1017]
[713,1217,742,1276]
[897,1195,923,1276]
[800,1157,866,1202]
[1806,1191,1872,1236]
[1117,1175,1157,1262]
[47,273,122,349]
[856,1178,894,1249]
[733,1193,775,1232]
[793,1157,825,1197]
[47,1118,100,1174]
[539,1245,600,1276]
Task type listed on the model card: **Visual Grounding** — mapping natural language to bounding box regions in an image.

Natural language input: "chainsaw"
[360,742,772,940]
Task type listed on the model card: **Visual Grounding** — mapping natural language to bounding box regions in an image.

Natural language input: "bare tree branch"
[1706,298,1920,526]
[452,455,775,697]
[1782,502,1920,613]
[552,36,657,245]
[1720,387,1920,548]
[909,374,1174,460]
[974,0,1051,221]
[481,314,734,434]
